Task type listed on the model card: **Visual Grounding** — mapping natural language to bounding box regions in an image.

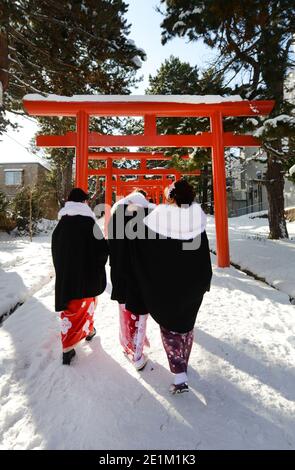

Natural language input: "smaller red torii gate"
[90,161,201,223]
[102,176,175,204]
[101,170,196,204]
[23,94,274,267]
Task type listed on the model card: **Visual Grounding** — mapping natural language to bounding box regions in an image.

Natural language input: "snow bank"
[206,213,295,299]
[36,219,57,233]
[0,231,54,320]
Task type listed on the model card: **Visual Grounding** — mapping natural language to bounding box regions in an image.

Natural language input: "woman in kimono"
[52,188,109,365]
[127,180,212,393]
[108,190,155,371]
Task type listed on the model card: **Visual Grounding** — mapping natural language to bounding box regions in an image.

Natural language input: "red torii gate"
[90,163,201,211]
[88,154,199,221]
[100,166,201,204]
[102,177,175,204]
[23,95,274,267]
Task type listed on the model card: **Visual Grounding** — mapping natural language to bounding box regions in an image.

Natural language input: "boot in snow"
[62,349,76,365]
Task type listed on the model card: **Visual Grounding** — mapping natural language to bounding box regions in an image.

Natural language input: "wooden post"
[105,157,113,231]
[211,112,230,267]
[76,111,89,191]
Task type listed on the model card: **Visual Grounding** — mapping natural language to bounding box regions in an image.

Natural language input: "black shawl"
[108,202,135,304]
[52,214,109,311]
[126,203,213,332]
[108,196,154,312]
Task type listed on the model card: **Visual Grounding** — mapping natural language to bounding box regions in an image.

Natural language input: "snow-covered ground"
[1,263,294,450]
[207,212,295,300]
[0,231,54,321]
[0,214,295,450]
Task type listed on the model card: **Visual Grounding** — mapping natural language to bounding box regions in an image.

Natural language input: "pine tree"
[0,190,8,214]
[0,190,16,233]
[0,1,146,202]
[145,55,229,211]
[159,0,295,238]
[1,0,145,112]
[0,31,8,109]
[12,185,44,237]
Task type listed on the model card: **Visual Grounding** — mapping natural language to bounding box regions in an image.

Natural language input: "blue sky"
[126,0,216,93]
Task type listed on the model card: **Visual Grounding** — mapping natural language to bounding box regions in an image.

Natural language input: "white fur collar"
[111,192,155,215]
[143,202,206,240]
[58,201,96,220]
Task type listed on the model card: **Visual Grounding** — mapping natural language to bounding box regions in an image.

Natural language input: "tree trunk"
[29,187,33,242]
[210,172,214,215]
[265,154,288,239]
[63,159,73,202]
[58,157,73,206]
[89,176,100,209]
[0,31,9,104]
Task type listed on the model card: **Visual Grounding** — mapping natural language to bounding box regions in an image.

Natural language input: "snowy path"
[1,260,295,450]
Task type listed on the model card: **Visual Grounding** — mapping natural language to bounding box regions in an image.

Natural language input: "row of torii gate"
[88,151,200,205]
[23,95,274,267]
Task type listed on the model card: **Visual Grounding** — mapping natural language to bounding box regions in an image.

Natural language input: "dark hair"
[169,179,195,207]
[67,187,89,203]
[133,188,147,197]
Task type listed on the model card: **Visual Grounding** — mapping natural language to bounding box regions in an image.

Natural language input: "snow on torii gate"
[23,94,274,267]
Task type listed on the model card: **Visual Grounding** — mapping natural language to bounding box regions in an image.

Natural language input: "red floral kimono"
[119,304,150,363]
[61,297,95,350]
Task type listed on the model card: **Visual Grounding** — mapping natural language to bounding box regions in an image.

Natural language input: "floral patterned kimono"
[118,304,150,364]
[60,297,96,350]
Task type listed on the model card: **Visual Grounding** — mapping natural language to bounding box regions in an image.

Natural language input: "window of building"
[4,169,23,186]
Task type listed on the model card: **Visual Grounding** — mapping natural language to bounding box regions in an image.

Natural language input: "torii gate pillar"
[76,111,89,191]
[105,157,113,228]
[211,112,229,267]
